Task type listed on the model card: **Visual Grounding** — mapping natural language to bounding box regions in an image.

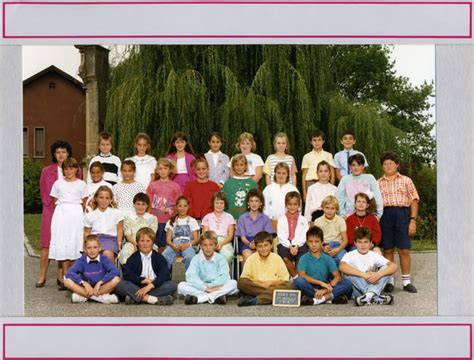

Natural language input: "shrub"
[24,157,43,213]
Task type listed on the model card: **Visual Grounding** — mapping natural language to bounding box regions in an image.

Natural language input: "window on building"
[23,127,28,157]
[49,82,56,89]
[34,127,45,158]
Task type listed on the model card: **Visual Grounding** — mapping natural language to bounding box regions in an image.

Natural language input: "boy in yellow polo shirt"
[237,231,294,306]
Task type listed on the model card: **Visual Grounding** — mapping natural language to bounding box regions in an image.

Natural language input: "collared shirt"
[86,254,101,264]
[241,252,289,282]
[377,173,420,207]
[124,212,158,240]
[140,251,156,280]
[301,150,335,181]
[298,251,337,283]
[235,212,275,238]
[334,149,368,177]
[313,215,346,244]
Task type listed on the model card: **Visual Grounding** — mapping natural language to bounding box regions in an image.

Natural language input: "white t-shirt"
[228,153,264,176]
[304,182,337,221]
[84,207,123,236]
[341,250,389,273]
[85,180,113,213]
[176,157,187,174]
[50,179,87,204]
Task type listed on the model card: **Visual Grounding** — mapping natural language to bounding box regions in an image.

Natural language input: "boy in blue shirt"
[177,230,238,304]
[334,131,368,182]
[294,226,352,305]
[65,235,121,304]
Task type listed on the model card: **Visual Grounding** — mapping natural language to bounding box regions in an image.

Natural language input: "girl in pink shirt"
[146,158,182,252]
[166,131,196,191]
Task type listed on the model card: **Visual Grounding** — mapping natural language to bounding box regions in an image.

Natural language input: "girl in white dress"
[127,133,157,189]
[49,157,88,290]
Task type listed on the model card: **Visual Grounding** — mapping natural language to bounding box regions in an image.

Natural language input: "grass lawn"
[24,213,41,252]
[23,212,438,253]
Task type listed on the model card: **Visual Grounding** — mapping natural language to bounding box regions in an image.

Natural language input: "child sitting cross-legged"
[177,230,239,305]
[237,231,294,307]
[115,227,177,305]
[64,235,121,304]
[339,227,397,306]
[294,227,352,306]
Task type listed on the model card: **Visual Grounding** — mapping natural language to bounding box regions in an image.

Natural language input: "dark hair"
[246,189,265,211]
[98,131,113,146]
[308,129,326,142]
[50,140,72,163]
[354,192,376,214]
[380,151,400,165]
[167,131,195,156]
[211,192,228,209]
[306,226,324,242]
[121,159,136,171]
[355,227,373,242]
[285,191,301,206]
[208,131,223,143]
[348,153,365,166]
[89,161,105,173]
[254,231,273,246]
[341,130,356,139]
[133,192,150,205]
[136,227,156,243]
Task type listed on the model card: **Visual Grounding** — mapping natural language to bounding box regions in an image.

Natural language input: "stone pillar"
[75,45,110,161]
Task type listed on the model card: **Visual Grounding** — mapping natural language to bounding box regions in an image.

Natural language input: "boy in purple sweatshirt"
[64,235,121,304]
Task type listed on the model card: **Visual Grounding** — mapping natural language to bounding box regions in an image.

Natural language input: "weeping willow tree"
[105,45,432,180]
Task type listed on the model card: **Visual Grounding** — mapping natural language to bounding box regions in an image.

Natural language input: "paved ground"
[24,250,437,317]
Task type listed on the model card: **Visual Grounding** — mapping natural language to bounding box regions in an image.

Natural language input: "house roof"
[23,65,84,90]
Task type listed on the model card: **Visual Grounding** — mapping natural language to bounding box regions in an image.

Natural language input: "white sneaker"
[71,293,88,303]
[103,293,119,304]
[90,295,111,304]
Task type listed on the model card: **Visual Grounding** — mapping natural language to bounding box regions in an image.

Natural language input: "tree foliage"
[106,45,435,181]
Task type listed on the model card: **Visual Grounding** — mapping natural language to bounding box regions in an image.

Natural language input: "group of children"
[37,128,420,307]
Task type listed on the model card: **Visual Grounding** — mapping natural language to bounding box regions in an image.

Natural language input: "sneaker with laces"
[214,295,227,305]
[355,294,372,306]
[184,295,198,305]
[156,295,174,305]
[71,293,88,303]
[371,294,394,305]
[383,283,395,293]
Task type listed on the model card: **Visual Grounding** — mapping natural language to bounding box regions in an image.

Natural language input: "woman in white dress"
[49,157,88,290]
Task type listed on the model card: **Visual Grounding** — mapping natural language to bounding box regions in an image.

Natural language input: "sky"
[22,45,435,88]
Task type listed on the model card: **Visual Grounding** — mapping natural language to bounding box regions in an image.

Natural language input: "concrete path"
[24,250,437,317]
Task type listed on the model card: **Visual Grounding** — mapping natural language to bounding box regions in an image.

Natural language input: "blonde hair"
[273,132,290,154]
[134,133,151,155]
[200,230,218,245]
[235,132,256,152]
[154,158,176,180]
[321,195,339,211]
[231,154,248,173]
[98,132,113,146]
[84,234,100,247]
[91,186,117,210]
[136,227,156,243]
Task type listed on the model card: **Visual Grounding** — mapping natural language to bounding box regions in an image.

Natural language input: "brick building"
[23,65,86,166]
